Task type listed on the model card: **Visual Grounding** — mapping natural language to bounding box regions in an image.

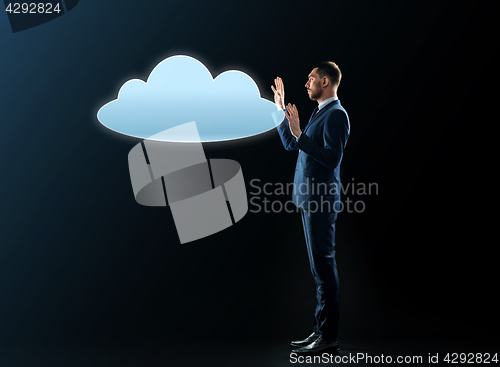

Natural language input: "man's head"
[305,61,342,102]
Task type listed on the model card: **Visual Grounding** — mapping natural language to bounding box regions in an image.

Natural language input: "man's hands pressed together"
[272,77,302,139]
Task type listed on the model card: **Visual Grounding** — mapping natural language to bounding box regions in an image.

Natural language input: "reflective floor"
[1,339,498,366]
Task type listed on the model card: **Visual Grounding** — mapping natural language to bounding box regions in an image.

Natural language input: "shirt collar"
[318,96,338,111]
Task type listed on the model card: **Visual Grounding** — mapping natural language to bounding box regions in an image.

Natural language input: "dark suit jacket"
[276,99,350,210]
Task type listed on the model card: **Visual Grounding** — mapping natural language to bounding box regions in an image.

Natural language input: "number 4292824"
[5,3,62,14]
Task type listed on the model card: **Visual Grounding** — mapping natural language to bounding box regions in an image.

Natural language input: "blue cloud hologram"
[97,55,282,142]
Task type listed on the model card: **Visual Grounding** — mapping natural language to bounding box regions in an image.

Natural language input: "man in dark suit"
[271,62,350,354]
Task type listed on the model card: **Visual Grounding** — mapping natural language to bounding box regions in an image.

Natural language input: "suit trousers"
[300,206,340,340]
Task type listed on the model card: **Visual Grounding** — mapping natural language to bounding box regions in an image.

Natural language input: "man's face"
[305,68,323,101]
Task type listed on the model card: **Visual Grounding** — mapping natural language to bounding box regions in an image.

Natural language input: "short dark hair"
[314,61,342,87]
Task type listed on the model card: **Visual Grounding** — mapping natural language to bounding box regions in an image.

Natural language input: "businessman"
[272,62,350,354]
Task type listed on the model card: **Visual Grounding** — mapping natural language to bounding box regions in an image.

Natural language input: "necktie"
[303,107,319,133]
[308,107,319,124]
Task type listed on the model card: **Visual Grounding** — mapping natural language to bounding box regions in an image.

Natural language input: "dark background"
[0,0,497,365]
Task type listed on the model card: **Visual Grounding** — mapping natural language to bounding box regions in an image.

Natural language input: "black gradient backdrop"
[0,0,497,363]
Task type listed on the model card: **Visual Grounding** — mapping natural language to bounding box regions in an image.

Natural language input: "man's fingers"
[275,77,283,93]
[287,104,299,121]
[271,85,276,93]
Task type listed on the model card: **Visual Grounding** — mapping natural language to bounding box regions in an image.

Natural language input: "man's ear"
[322,77,330,88]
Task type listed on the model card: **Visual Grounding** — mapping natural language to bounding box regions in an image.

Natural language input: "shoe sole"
[290,342,311,347]
[292,345,340,355]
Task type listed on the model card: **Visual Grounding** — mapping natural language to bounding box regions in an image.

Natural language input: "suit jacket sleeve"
[275,109,299,151]
[296,110,349,169]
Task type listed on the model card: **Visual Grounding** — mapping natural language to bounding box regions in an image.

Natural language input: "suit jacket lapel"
[303,100,339,134]
[307,107,319,125]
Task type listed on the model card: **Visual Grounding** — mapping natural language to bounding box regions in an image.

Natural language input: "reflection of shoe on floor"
[290,332,319,347]
[291,336,340,355]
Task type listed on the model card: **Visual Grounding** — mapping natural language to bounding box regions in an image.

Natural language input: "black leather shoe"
[291,336,340,355]
[290,332,319,347]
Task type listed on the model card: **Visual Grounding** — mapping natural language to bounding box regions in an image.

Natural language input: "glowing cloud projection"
[97,55,282,142]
